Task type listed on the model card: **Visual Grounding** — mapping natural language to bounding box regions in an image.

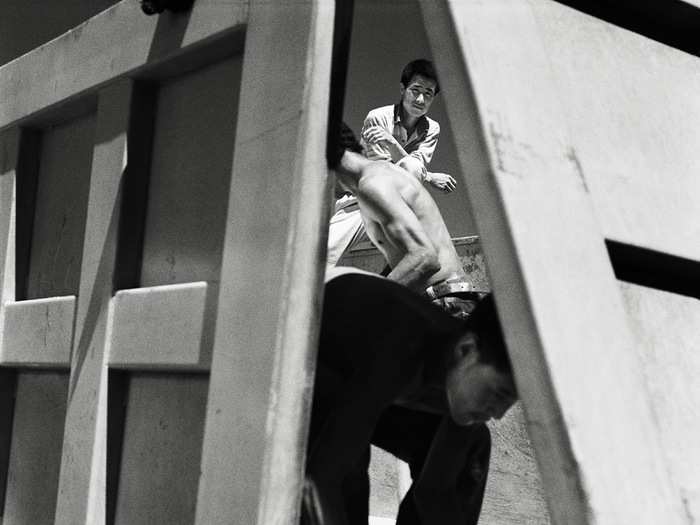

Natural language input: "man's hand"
[362,126,397,146]
[425,172,457,193]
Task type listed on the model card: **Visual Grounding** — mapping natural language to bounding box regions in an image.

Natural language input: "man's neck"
[399,104,420,133]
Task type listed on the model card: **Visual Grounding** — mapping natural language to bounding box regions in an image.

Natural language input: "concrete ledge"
[0,295,75,368]
[108,281,214,371]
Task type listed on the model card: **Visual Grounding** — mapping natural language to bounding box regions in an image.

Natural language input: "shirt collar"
[393,103,429,137]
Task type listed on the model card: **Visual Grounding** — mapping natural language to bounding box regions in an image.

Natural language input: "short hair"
[400,59,440,94]
[463,294,512,374]
[327,121,362,168]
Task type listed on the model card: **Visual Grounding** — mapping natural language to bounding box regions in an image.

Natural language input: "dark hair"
[400,59,440,94]
[327,121,362,168]
[463,295,512,374]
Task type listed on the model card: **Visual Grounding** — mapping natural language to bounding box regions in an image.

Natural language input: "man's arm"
[363,124,410,164]
[307,364,421,525]
[360,110,394,162]
[401,122,456,192]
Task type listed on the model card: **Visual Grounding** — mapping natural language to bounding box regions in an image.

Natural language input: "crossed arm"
[360,112,456,192]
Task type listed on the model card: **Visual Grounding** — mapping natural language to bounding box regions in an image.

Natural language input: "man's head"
[399,59,440,121]
[443,295,517,426]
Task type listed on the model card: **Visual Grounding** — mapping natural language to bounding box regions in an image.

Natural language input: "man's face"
[400,74,437,120]
[445,333,517,426]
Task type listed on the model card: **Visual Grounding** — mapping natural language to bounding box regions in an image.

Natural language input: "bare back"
[356,161,467,291]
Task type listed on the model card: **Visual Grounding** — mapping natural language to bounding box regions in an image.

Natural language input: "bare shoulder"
[358,162,423,214]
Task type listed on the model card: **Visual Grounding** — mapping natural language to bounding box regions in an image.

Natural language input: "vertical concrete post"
[0,128,19,337]
[194,1,334,523]
[54,79,152,525]
[0,127,19,518]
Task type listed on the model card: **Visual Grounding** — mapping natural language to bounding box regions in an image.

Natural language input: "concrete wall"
[2,372,69,525]
[140,56,242,287]
[26,114,95,299]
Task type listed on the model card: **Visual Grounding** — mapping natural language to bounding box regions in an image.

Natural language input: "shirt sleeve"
[408,121,440,168]
[360,110,393,162]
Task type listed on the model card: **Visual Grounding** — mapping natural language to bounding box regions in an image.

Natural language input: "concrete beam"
[1,296,75,368]
[0,0,248,131]
[194,1,334,523]
[108,282,213,371]
[55,79,150,525]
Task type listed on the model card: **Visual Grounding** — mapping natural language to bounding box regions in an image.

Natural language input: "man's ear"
[399,83,406,98]
[454,331,480,362]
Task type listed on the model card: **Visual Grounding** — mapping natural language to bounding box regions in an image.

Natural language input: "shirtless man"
[334,144,480,319]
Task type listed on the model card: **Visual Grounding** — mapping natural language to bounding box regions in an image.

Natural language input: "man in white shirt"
[326,60,457,267]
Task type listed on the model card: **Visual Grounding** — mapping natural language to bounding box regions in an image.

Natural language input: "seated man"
[326,59,456,268]
[333,129,481,319]
[303,270,517,525]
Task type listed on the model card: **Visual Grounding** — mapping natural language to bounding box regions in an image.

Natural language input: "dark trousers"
[342,406,491,525]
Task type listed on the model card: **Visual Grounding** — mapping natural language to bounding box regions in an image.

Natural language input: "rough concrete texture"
[3,372,69,525]
[338,237,550,523]
[368,446,402,518]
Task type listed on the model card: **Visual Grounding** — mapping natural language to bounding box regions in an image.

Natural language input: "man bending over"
[333,129,481,319]
[303,273,517,525]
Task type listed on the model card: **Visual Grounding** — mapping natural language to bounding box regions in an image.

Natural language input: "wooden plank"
[1,296,75,367]
[2,371,69,525]
[620,283,700,520]
[194,1,334,523]
[109,282,212,371]
[0,0,248,131]
[54,79,150,525]
[419,1,685,523]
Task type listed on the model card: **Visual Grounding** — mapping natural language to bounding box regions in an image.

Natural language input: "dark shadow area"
[607,239,700,299]
[0,369,17,519]
[106,370,128,525]
[555,0,700,58]
[326,0,355,168]
[146,6,193,63]
[113,84,157,292]
[140,4,245,84]
[107,372,208,524]
[14,129,41,301]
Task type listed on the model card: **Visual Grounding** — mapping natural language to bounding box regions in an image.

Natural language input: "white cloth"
[326,195,367,268]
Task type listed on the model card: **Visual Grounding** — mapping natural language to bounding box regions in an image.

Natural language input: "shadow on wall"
[344,0,478,237]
